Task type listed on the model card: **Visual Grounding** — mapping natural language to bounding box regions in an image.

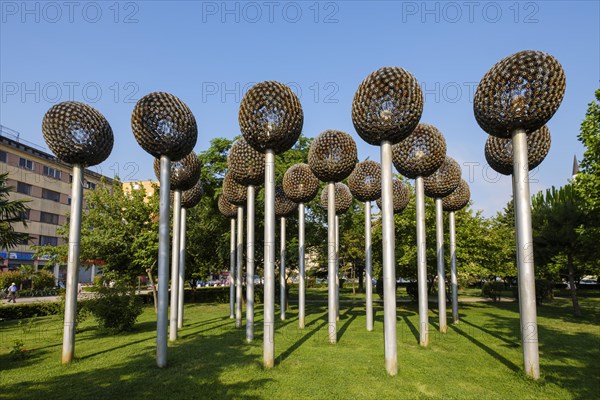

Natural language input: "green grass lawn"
[0,292,598,400]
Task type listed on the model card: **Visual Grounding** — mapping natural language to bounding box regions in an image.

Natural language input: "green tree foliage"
[35,179,159,284]
[0,172,30,249]
[532,184,596,316]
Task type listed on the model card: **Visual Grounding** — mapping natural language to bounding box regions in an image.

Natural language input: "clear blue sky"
[1,1,598,216]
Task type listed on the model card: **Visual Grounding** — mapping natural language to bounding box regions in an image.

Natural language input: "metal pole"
[177,207,187,329]
[449,211,459,324]
[416,175,429,347]
[236,206,244,328]
[512,174,523,323]
[61,164,83,364]
[512,128,540,380]
[280,217,286,321]
[169,190,181,342]
[264,149,276,368]
[335,214,340,321]
[230,218,235,319]
[436,198,447,333]
[246,185,255,342]
[298,203,306,329]
[365,201,373,332]
[157,155,171,367]
[381,141,397,375]
[327,181,337,344]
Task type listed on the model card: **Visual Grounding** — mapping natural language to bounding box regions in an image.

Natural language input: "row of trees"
[15,90,598,317]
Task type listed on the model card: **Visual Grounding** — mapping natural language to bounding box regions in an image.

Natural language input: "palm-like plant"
[0,173,31,249]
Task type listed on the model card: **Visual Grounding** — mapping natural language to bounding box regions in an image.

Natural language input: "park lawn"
[0,294,598,400]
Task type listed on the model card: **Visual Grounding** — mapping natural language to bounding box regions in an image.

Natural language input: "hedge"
[0,302,62,320]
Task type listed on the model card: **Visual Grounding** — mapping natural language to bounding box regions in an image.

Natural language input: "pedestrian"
[7,282,17,303]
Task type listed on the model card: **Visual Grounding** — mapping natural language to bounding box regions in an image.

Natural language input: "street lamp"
[392,123,447,347]
[423,156,461,333]
[308,130,357,344]
[239,81,303,368]
[474,50,565,379]
[283,163,320,329]
[42,101,114,365]
[153,151,201,341]
[227,138,265,341]
[440,179,471,325]
[352,67,423,375]
[275,185,298,321]
[131,92,197,368]
[348,160,381,331]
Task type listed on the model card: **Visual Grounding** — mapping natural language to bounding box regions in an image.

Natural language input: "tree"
[35,178,160,284]
[0,172,30,249]
[532,185,595,317]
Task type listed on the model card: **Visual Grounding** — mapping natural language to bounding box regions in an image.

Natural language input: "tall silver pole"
[169,190,182,342]
[264,149,276,368]
[512,174,523,326]
[512,128,540,380]
[236,206,244,328]
[416,175,429,347]
[157,155,171,367]
[327,181,337,344]
[246,185,255,342]
[61,164,83,364]
[280,217,286,321]
[177,207,187,329]
[381,141,397,375]
[335,214,340,321]
[229,218,235,319]
[298,203,306,329]
[365,201,373,332]
[435,198,447,333]
[449,211,459,324]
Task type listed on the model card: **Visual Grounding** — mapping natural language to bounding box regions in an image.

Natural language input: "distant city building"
[0,125,115,283]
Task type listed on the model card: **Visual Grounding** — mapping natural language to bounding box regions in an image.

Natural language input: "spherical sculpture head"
[442,179,471,212]
[42,101,113,167]
[348,160,382,202]
[218,194,238,218]
[352,67,424,146]
[153,151,201,191]
[131,92,197,161]
[239,81,304,154]
[181,182,203,209]
[485,125,551,176]
[376,178,410,214]
[227,137,266,187]
[275,186,297,217]
[283,163,320,204]
[222,173,247,206]
[320,182,353,215]
[423,156,461,198]
[392,123,447,179]
[474,50,566,138]
[308,130,358,183]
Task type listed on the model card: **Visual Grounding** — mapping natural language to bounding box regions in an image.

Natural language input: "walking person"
[7,282,17,303]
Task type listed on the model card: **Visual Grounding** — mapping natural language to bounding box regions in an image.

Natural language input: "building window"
[19,157,33,170]
[40,211,59,225]
[43,166,62,179]
[67,196,72,205]
[42,188,60,202]
[20,209,30,221]
[88,182,96,190]
[17,181,32,195]
[0,150,6,163]
[39,235,58,246]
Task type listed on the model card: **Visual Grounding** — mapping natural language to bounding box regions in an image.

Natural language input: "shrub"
[86,285,143,333]
[32,270,56,289]
[0,302,61,320]
[0,271,24,290]
[510,279,555,305]
[481,281,505,302]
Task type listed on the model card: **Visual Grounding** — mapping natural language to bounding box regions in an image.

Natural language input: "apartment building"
[0,126,114,282]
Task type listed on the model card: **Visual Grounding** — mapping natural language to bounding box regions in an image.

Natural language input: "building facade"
[0,126,114,282]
